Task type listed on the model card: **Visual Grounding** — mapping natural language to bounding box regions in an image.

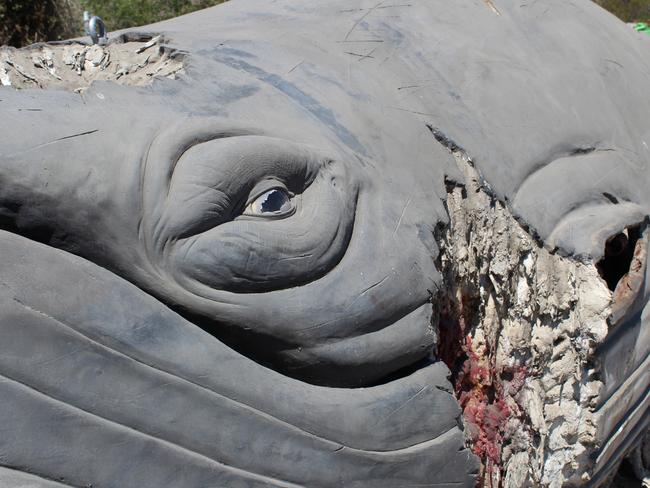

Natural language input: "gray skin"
[0,0,649,486]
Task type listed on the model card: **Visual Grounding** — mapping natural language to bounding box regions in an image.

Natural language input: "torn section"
[0,33,185,92]
[597,224,645,292]
[432,136,649,487]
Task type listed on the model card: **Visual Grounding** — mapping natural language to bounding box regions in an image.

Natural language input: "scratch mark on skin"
[299,317,340,332]
[359,47,377,61]
[359,276,390,297]
[276,254,313,262]
[51,129,100,142]
[377,386,428,424]
[483,0,501,15]
[10,129,100,156]
[604,58,624,69]
[393,197,412,236]
[287,60,304,74]
[387,106,436,117]
[342,1,384,41]
[344,49,376,61]
[397,85,437,102]
[379,49,398,66]
[344,276,391,312]
[28,130,100,152]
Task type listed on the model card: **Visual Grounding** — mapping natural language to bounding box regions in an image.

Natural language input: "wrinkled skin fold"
[0,0,649,486]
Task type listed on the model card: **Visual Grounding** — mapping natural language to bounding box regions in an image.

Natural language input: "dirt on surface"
[0,33,184,92]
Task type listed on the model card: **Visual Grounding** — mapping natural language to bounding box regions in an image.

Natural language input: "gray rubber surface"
[1,0,649,485]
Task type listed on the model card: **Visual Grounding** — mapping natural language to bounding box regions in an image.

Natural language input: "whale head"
[1,0,649,485]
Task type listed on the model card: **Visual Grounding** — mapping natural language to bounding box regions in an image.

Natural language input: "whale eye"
[245,187,294,218]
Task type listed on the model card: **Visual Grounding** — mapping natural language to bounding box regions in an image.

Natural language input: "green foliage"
[79,0,226,32]
[0,0,80,47]
[595,0,650,22]
[0,0,226,47]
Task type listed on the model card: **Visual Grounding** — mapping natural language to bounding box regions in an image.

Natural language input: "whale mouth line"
[170,298,436,389]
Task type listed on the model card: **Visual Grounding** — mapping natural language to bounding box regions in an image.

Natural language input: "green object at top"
[634,22,650,34]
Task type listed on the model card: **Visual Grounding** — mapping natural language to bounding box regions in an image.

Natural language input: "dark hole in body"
[597,224,643,292]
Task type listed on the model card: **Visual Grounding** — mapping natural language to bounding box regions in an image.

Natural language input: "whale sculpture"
[0,0,649,486]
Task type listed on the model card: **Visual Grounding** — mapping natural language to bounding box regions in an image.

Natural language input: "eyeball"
[244,187,295,218]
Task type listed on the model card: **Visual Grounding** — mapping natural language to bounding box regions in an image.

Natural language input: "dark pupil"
[260,190,287,213]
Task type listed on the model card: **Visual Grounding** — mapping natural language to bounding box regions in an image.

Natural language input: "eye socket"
[244,187,295,218]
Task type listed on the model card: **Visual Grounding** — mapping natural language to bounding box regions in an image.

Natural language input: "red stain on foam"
[438,293,528,487]
[456,336,510,480]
